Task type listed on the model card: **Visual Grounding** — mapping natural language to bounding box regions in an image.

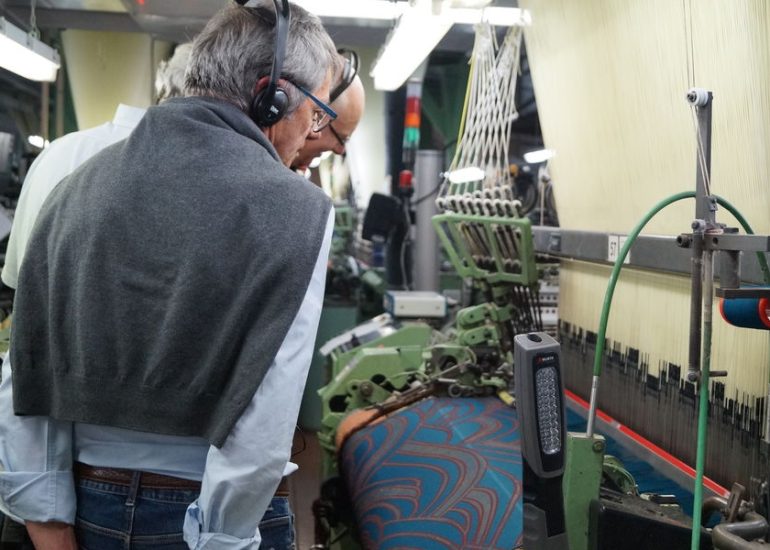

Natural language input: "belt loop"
[123,471,141,544]
[126,471,142,507]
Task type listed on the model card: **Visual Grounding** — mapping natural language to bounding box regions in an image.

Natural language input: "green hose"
[592,191,769,377]
[587,191,770,550]
[692,247,713,550]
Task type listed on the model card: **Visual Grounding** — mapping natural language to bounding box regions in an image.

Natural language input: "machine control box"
[384,291,447,319]
[514,332,567,479]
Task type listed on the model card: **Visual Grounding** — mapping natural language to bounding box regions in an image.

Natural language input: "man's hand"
[26,521,78,550]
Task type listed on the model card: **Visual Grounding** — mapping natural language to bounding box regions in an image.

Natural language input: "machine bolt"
[359,381,374,397]
[676,234,692,248]
[592,440,605,453]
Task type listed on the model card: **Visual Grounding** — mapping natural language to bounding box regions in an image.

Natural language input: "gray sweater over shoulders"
[11,96,332,447]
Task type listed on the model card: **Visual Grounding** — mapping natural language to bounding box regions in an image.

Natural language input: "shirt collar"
[113,104,147,129]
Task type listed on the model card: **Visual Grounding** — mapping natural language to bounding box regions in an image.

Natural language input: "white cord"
[444,23,523,210]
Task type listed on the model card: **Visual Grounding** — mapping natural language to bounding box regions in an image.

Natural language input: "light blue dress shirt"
[0,208,334,549]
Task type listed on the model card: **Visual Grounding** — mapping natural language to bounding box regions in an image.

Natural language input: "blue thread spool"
[719,297,770,330]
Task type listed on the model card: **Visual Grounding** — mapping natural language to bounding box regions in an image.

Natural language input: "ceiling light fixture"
[523,149,555,164]
[447,166,485,184]
[369,1,530,91]
[450,6,532,26]
[292,0,407,20]
[0,17,60,82]
[370,0,453,91]
[28,135,49,148]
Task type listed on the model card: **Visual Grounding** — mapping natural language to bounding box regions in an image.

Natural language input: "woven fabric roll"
[340,396,523,550]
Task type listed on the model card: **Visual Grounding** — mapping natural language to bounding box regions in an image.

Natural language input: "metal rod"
[689,88,714,224]
[586,375,600,437]
[40,81,49,141]
[687,231,704,383]
[764,383,770,444]
[686,87,715,550]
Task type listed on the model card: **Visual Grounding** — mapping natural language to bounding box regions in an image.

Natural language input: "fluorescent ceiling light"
[523,149,555,164]
[293,0,529,26]
[447,166,485,184]
[449,7,531,26]
[28,135,49,148]
[371,1,453,91]
[292,0,407,20]
[369,1,530,91]
[0,17,60,82]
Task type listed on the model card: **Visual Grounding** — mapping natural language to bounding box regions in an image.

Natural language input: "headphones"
[237,0,291,127]
[330,49,360,104]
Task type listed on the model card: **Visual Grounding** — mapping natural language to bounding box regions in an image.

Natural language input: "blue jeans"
[75,473,295,549]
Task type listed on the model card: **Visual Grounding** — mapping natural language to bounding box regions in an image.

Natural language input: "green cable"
[592,191,769,378]
[587,191,770,550]
[690,196,770,549]
[692,250,713,550]
[592,191,691,378]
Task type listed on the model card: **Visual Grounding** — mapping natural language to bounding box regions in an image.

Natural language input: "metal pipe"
[765,383,770,444]
[413,150,442,291]
[712,512,768,549]
[586,375,600,437]
[687,88,714,224]
[687,230,704,384]
[40,81,50,141]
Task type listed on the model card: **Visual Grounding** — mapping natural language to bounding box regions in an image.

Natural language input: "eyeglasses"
[328,123,349,150]
[294,84,337,132]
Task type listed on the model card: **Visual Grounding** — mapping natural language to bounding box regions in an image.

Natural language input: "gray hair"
[155,43,193,104]
[185,0,339,117]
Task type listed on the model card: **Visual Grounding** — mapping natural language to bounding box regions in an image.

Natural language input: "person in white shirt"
[1,42,193,290]
[1,103,144,289]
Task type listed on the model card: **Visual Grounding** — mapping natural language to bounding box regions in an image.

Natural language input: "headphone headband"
[330,48,360,104]
[265,0,289,109]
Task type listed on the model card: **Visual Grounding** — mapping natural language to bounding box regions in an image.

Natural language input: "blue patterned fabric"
[341,397,523,549]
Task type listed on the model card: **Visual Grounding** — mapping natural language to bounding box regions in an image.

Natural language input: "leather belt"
[74,462,291,496]
[273,475,290,497]
[74,462,201,490]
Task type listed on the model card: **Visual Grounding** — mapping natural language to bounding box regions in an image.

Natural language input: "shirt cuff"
[184,500,261,550]
[0,470,76,524]
[283,461,298,476]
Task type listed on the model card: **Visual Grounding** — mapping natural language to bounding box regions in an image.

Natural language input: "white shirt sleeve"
[183,206,334,550]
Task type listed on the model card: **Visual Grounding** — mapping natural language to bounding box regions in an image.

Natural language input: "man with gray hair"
[293,49,366,173]
[0,2,338,549]
[155,42,194,103]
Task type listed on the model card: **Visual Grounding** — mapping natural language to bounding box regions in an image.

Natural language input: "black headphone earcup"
[251,86,289,127]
